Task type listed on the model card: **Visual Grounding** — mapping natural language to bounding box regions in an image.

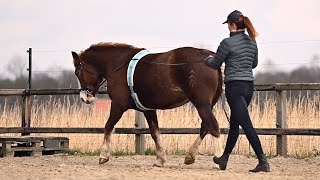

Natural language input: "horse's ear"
[71,51,80,66]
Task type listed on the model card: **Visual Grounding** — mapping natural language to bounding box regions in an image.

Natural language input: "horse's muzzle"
[80,90,96,104]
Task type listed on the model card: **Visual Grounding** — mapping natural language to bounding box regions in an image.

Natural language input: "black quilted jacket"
[205,31,258,82]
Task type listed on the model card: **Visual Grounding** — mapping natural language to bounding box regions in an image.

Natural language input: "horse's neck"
[98,48,142,78]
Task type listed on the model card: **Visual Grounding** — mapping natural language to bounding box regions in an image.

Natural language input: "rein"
[79,55,205,93]
[140,60,204,66]
[80,59,205,86]
[221,96,230,123]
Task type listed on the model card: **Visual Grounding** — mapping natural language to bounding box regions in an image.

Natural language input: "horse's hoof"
[212,131,220,138]
[184,155,195,165]
[153,162,163,167]
[153,158,164,167]
[99,157,109,164]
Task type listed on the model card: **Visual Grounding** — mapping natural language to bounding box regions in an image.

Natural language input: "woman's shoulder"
[228,33,257,45]
[220,37,231,46]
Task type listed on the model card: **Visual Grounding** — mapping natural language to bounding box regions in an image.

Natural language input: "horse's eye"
[75,68,81,77]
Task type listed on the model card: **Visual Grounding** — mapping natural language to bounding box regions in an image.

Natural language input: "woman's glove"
[204,55,214,66]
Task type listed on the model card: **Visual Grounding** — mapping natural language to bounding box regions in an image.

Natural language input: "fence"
[0,83,320,156]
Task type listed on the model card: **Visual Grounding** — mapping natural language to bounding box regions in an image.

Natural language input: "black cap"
[223,10,244,24]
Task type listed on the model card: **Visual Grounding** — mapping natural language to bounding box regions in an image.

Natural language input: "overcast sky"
[1,0,320,79]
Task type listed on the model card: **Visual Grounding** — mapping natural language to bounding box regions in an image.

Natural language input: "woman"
[204,10,270,172]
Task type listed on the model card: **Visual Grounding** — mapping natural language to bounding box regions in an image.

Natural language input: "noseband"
[79,62,106,93]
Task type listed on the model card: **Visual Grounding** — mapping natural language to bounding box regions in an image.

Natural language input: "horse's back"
[134,47,221,109]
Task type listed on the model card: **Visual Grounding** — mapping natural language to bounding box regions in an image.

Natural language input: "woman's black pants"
[223,80,264,156]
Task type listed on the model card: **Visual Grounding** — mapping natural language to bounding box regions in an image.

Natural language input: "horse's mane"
[82,42,139,54]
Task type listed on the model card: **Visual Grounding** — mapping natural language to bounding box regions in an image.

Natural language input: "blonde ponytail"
[243,16,258,41]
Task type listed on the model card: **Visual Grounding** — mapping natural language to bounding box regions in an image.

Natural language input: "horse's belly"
[137,88,189,110]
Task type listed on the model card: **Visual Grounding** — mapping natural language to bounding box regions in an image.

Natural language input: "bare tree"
[6,55,27,79]
[310,54,320,67]
[263,58,278,74]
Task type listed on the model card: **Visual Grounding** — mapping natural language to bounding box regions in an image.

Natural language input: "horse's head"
[72,51,104,104]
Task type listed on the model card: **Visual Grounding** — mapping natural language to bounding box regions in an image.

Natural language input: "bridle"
[78,62,105,93]
[78,60,130,93]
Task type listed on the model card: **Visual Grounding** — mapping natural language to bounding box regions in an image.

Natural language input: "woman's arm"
[252,48,258,69]
[204,39,230,69]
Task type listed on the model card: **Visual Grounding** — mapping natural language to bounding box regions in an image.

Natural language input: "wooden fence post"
[21,48,32,136]
[276,90,287,156]
[21,94,31,136]
[135,111,145,155]
[21,95,26,128]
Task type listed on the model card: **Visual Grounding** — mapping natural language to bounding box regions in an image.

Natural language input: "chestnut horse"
[71,43,223,166]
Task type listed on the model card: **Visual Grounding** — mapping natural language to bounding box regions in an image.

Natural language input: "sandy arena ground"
[0,155,319,180]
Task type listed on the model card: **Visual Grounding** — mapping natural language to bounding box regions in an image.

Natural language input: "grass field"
[0,91,319,157]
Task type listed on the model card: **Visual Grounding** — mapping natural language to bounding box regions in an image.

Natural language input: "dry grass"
[0,92,319,157]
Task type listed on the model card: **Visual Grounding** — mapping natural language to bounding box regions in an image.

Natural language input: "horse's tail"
[211,67,223,108]
[200,49,223,108]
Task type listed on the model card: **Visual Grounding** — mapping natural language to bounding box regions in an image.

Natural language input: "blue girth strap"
[127,49,154,111]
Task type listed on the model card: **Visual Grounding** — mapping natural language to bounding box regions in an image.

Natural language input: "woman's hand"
[204,55,214,64]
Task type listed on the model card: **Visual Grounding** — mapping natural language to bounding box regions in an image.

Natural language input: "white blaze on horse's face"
[78,79,96,104]
[72,51,98,104]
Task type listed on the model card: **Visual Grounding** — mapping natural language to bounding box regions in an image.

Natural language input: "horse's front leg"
[185,104,222,165]
[99,102,126,164]
[143,110,167,167]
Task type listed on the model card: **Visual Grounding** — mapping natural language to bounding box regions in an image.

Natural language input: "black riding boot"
[249,154,270,172]
[213,153,230,170]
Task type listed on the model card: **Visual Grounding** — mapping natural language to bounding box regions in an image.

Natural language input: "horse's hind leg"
[185,103,221,165]
[143,110,167,167]
[211,115,223,157]
[185,131,206,165]
[99,102,126,164]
